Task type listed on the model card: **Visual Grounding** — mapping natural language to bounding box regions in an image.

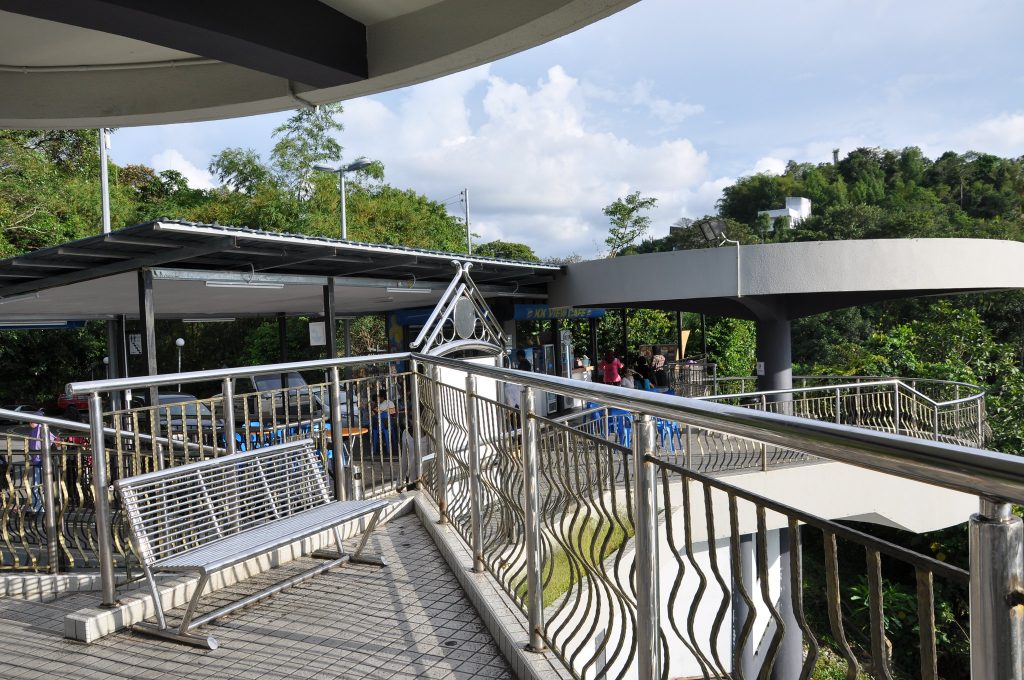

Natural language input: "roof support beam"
[0,0,367,88]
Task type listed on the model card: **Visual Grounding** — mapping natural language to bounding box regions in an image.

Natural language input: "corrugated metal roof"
[0,219,557,301]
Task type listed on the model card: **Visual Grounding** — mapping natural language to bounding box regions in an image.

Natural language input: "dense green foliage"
[0,108,471,404]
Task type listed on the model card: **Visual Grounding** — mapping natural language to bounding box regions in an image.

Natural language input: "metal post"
[465,375,485,573]
[893,383,901,436]
[431,366,448,523]
[835,387,842,424]
[463,188,471,254]
[969,499,1024,679]
[978,399,985,446]
[89,393,117,607]
[221,378,237,457]
[410,359,424,486]
[933,408,940,439]
[339,170,347,239]
[99,128,111,234]
[41,424,58,573]
[684,424,692,469]
[329,367,348,500]
[634,415,661,680]
[521,385,545,651]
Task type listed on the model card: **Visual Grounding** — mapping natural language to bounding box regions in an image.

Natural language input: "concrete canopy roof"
[549,238,1024,320]
[0,220,554,321]
[0,0,638,128]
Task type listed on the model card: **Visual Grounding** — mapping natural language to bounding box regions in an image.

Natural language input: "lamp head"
[342,157,372,173]
[175,337,185,347]
[313,165,338,173]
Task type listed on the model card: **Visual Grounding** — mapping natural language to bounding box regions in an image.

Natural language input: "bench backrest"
[115,439,329,567]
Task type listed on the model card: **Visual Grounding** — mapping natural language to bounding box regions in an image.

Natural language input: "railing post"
[835,387,842,424]
[465,375,485,573]
[635,415,661,680]
[933,407,940,440]
[684,423,692,468]
[41,424,59,573]
[410,359,424,486]
[978,399,985,446]
[89,392,117,607]
[893,383,901,436]
[329,366,348,500]
[969,499,1024,679]
[221,377,236,457]
[431,366,449,523]
[521,385,546,652]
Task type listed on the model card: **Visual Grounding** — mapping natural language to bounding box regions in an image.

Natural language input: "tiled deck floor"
[0,514,512,679]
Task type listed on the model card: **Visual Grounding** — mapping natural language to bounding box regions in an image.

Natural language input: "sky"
[112,0,1024,258]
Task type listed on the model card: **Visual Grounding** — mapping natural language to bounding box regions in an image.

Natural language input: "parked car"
[233,372,338,426]
[129,392,221,445]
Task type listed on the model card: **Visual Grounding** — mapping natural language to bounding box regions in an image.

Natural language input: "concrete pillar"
[772,528,803,679]
[755,318,792,408]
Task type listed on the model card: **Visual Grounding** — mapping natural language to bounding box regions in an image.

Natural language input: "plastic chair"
[607,408,632,448]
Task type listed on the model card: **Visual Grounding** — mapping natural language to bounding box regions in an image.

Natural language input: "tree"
[270,103,345,195]
[603,191,657,256]
[474,240,541,262]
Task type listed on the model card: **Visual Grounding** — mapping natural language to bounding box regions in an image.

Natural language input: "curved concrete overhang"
[550,238,1024,320]
[0,0,638,128]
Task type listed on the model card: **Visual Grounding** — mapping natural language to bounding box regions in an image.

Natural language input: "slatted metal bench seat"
[114,438,389,649]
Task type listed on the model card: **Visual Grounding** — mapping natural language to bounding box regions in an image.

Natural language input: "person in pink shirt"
[598,351,623,386]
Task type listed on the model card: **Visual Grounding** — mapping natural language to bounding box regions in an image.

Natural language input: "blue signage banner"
[513,305,605,321]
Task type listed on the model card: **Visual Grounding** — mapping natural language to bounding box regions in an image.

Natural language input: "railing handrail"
[63,350,1018,501]
[700,378,984,408]
[66,352,413,395]
[0,407,91,433]
[421,353,1024,504]
[714,374,985,403]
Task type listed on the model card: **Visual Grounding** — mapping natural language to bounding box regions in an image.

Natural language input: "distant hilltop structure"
[758,196,811,229]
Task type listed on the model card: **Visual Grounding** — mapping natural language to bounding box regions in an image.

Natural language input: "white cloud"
[959,113,1024,156]
[752,156,787,175]
[149,149,215,189]
[343,65,713,257]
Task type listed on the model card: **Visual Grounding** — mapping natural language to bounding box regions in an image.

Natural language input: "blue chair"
[655,419,681,452]
[607,408,632,448]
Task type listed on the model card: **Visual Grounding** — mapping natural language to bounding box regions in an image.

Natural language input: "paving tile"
[0,514,512,680]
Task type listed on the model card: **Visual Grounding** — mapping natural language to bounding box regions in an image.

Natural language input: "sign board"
[128,333,142,355]
[308,321,326,346]
[756,361,765,376]
[514,304,605,321]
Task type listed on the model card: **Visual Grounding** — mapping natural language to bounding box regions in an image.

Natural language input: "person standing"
[516,349,533,372]
[598,351,623,386]
[27,420,55,513]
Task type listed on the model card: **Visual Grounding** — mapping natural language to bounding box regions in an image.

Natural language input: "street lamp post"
[175,337,185,391]
[314,158,372,240]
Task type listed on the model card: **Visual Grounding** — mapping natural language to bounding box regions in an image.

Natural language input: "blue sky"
[113,0,1024,258]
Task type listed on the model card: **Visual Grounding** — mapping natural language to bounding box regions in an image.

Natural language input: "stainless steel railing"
[698,378,986,447]
[60,351,1024,677]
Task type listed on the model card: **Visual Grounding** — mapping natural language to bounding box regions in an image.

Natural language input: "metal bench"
[114,438,389,649]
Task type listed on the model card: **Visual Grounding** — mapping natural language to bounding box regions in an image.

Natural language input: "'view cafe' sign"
[514,305,605,321]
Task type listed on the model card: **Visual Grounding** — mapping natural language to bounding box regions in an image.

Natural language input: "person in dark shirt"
[516,349,533,372]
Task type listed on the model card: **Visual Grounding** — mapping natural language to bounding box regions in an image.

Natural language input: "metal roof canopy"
[0,220,554,321]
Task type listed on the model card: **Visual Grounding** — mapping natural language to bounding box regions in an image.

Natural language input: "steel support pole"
[771,528,803,680]
[221,378,237,457]
[329,367,347,500]
[431,366,448,523]
[138,268,161,465]
[89,393,117,607]
[410,359,424,486]
[970,499,1024,680]
[634,415,661,680]
[978,400,985,446]
[465,375,485,573]
[521,385,545,651]
[41,424,58,573]
[893,384,901,436]
[323,277,338,359]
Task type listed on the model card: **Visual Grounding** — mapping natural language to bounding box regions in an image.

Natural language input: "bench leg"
[133,571,219,650]
[350,507,388,567]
